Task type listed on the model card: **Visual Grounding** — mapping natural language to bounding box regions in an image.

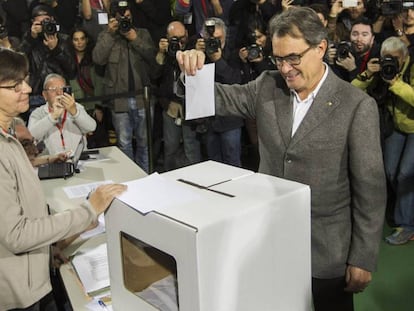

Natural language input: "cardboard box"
[106,161,311,311]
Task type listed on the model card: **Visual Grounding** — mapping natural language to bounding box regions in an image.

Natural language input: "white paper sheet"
[80,213,106,240]
[185,63,215,120]
[63,180,114,199]
[72,243,109,294]
[117,173,201,214]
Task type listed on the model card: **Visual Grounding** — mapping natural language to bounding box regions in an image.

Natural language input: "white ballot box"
[105,161,311,311]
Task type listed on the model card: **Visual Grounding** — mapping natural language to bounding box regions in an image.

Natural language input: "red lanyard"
[360,50,371,73]
[49,107,67,149]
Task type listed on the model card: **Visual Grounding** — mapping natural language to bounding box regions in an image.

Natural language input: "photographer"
[156,21,201,171]
[195,17,243,167]
[92,0,158,173]
[327,17,380,81]
[352,36,414,245]
[19,5,76,111]
[238,19,273,83]
[327,0,370,43]
[238,18,274,170]
[28,73,96,156]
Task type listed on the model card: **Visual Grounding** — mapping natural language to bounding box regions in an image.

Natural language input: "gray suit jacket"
[214,68,386,278]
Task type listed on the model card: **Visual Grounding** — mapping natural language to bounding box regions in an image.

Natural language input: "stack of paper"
[72,243,110,294]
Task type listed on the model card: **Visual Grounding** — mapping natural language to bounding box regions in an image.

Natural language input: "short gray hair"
[43,73,66,90]
[381,36,408,59]
[269,7,328,47]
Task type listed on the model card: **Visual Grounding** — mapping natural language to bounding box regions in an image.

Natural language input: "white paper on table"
[80,214,106,240]
[63,180,114,199]
[185,63,215,120]
[72,243,109,294]
[117,173,201,214]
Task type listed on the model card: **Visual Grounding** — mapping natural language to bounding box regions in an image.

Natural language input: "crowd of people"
[0,0,414,310]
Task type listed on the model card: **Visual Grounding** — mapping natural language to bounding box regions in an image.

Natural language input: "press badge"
[98,12,109,25]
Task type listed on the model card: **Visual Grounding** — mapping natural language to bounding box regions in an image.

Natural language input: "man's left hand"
[336,53,357,72]
[58,93,77,116]
[344,265,372,293]
[208,48,222,62]
[123,28,137,41]
[43,33,58,50]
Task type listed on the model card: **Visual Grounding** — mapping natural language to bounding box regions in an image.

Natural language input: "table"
[41,146,147,310]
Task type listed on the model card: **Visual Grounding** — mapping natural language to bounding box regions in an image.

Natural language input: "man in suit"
[176,7,386,311]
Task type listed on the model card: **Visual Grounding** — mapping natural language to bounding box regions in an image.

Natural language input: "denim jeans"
[384,130,414,230]
[111,98,151,173]
[206,127,241,167]
[162,111,201,171]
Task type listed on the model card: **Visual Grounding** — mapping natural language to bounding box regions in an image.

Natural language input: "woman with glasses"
[0,48,126,311]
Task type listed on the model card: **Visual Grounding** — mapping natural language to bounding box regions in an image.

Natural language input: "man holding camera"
[328,17,380,82]
[93,0,158,173]
[352,36,414,245]
[194,17,243,167]
[28,73,96,156]
[156,21,202,171]
[19,4,76,111]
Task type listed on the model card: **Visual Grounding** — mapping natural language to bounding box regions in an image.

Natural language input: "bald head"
[167,21,187,39]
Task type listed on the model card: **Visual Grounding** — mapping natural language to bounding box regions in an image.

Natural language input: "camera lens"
[247,44,262,61]
[168,37,181,57]
[41,19,57,35]
[380,56,399,80]
[118,16,132,33]
[336,41,352,60]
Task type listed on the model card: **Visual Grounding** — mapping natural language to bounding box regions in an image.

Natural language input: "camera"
[117,16,132,33]
[110,0,129,17]
[204,19,221,54]
[336,41,352,60]
[168,36,181,57]
[381,0,403,15]
[380,55,399,80]
[247,44,263,61]
[62,86,72,95]
[0,24,8,39]
[41,18,57,35]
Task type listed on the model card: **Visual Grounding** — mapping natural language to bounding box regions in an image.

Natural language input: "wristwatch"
[396,29,404,37]
[357,72,371,81]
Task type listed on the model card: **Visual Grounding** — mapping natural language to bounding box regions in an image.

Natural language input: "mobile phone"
[342,0,358,8]
[62,86,72,94]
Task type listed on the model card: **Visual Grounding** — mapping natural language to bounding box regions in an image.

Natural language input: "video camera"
[380,0,403,16]
[335,41,352,60]
[168,36,181,57]
[41,18,57,35]
[204,19,221,55]
[380,55,399,80]
[110,0,132,33]
[0,24,8,39]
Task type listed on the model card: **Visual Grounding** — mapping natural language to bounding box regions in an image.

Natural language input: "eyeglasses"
[272,46,313,67]
[0,75,30,93]
[44,86,65,93]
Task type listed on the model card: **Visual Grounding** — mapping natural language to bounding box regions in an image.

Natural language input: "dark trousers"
[8,292,58,311]
[312,276,354,311]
